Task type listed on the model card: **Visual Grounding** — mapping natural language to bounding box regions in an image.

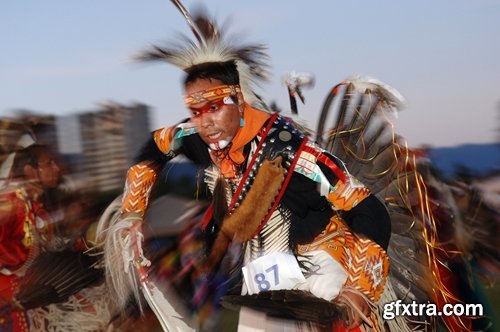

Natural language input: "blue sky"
[1,0,499,148]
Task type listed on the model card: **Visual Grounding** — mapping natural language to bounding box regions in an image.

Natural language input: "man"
[101,6,391,331]
[1,143,107,331]
[0,144,62,271]
[0,144,62,331]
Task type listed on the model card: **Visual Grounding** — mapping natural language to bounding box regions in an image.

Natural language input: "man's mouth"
[207,132,222,141]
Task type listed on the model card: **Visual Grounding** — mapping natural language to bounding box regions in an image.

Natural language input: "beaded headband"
[184,84,241,106]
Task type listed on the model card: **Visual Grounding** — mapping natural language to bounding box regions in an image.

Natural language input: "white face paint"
[223,96,235,105]
[207,96,237,150]
[208,138,233,150]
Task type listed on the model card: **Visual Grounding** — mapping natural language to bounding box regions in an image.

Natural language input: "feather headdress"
[137,0,270,106]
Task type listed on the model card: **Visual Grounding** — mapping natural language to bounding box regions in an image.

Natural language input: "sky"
[1,0,499,148]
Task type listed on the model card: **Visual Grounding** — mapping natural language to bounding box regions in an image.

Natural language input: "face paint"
[209,138,232,150]
[185,79,241,151]
[223,96,235,104]
[205,97,238,149]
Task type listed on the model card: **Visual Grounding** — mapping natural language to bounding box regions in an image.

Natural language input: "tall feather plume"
[192,9,220,42]
[170,0,204,45]
[315,77,435,330]
[347,75,407,112]
[316,77,407,195]
[136,0,270,107]
[314,76,498,329]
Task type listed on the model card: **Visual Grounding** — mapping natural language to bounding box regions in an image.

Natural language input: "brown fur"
[205,156,286,270]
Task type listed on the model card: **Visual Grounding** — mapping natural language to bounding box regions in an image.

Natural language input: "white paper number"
[242,252,306,295]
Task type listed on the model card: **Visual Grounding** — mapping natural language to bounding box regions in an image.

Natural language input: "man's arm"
[121,129,175,217]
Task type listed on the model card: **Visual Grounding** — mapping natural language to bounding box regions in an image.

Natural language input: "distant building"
[76,102,151,193]
[57,114,83,155]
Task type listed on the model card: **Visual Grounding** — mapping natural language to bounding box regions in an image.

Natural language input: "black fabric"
[341,195,391,249]
[135,118,212,169]
[282,173,333,245]
[179,133,212,168]
[134,136,170,166]
[282,171,391,249]
[315,152,391,249]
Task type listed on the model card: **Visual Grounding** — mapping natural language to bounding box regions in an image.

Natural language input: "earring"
[238,99,245,127]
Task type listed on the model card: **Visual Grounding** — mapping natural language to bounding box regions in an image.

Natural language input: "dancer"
[100,2,394,331]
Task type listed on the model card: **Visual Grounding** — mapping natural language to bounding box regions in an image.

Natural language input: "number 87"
[254,264,279,292]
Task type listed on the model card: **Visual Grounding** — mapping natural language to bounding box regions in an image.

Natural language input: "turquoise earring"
[239,107,245,126]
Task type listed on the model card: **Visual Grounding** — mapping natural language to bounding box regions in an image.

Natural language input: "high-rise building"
[76,102,151,193]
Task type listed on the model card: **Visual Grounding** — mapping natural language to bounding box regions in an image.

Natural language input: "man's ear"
[23,164,38,180]
[238,92,245,105]
[237,93,245,112]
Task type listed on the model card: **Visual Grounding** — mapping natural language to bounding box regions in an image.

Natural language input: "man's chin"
[208,138,232,150]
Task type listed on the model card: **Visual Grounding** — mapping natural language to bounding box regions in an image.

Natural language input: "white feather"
[95,197,144,312]
[0,133,35,188]
[346,75,407,112]
[142,281,196,332]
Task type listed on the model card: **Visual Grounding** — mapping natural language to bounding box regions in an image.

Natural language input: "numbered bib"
[242,252,306,295]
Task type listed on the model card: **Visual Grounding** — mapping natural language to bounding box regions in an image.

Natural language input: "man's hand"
[336,289,372,329]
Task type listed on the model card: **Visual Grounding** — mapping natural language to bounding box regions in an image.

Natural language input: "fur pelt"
[205,156,285,270]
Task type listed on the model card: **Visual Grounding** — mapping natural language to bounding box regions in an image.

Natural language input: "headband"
[184,84,241,106]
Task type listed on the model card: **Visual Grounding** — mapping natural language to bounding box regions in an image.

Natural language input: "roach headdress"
[137,0,270,107]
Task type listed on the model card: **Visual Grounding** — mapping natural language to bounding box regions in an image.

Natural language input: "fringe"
[27,283,112,332]
[376,278,419,332]
[95,196,146,313]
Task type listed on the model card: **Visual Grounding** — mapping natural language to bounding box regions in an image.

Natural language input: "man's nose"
[50,160,61,173]
[200,112,214,128]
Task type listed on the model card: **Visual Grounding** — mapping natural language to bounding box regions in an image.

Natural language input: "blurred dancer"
[1,142,106,331]
[0,144,62,331]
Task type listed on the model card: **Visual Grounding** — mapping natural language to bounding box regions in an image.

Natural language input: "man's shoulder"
[0,183,28,197]
[0,184,31,222]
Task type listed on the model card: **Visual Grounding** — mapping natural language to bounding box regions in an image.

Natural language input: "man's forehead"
[36,152,55,163]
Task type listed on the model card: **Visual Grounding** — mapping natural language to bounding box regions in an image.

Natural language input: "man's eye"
[209,104,219,112]
[191,111,200,117]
